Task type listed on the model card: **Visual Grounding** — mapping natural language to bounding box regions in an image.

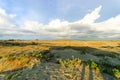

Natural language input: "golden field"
[0,40,120,80]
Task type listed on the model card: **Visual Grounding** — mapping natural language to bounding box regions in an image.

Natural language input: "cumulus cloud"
[0,6,120,40]
[79,6,102,24]
[0,8,17,38]
[0,8,16,28]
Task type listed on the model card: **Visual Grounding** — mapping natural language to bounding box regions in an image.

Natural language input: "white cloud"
[93,15,120,32]
[0,8,16,28]
[0,6,120,40]
[79,6,102,24]
[23,21,44,31]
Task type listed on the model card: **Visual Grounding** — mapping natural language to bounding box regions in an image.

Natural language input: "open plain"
[0,40,120,80]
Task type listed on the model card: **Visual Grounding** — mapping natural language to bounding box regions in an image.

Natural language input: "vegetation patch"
[57,57,81,68]
[57,57,120,79]
[85,60,120,79]
[0,40,119,80]
[31,52,42,59]
[57,57,82,79]
[5,70,23,80]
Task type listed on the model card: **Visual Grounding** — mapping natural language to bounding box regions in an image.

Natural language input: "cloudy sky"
[0,0,120,40]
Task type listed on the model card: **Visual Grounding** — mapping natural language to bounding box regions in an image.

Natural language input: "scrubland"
[0,40,120,80]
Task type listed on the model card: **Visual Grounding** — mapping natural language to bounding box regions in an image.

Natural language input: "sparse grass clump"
[86,60,98,69]
[5,70,23,80]
[57,57,81,68]
[112,68,120,78]
[57,58,82,79]
[7,55,16,61]
[32,52,42,59]
[85,60,120,79]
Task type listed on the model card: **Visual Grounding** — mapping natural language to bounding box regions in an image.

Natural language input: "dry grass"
[0,40,120,77]
[0,54,38,72]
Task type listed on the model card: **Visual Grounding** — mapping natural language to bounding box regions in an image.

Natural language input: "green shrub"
[5,70,23,80]
[85,60,98,69]
[85,60,120,78]
[57,58,81,69]
[57,58,82,79]
[7,55,16,61]
[90,61,98,69]
[113,68,120,78]
[32,52,42,59]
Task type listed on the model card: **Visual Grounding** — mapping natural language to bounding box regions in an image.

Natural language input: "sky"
[0,0,120,40]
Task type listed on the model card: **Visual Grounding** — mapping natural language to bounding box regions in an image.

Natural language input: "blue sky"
[1,0,120,23]
[0,0,120,40]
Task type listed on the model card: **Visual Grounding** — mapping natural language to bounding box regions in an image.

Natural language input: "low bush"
[113,68,120,78]
[32,52,42,59]
[57,58,81,69]
[85,60,120,79]
[5,70,23,80]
